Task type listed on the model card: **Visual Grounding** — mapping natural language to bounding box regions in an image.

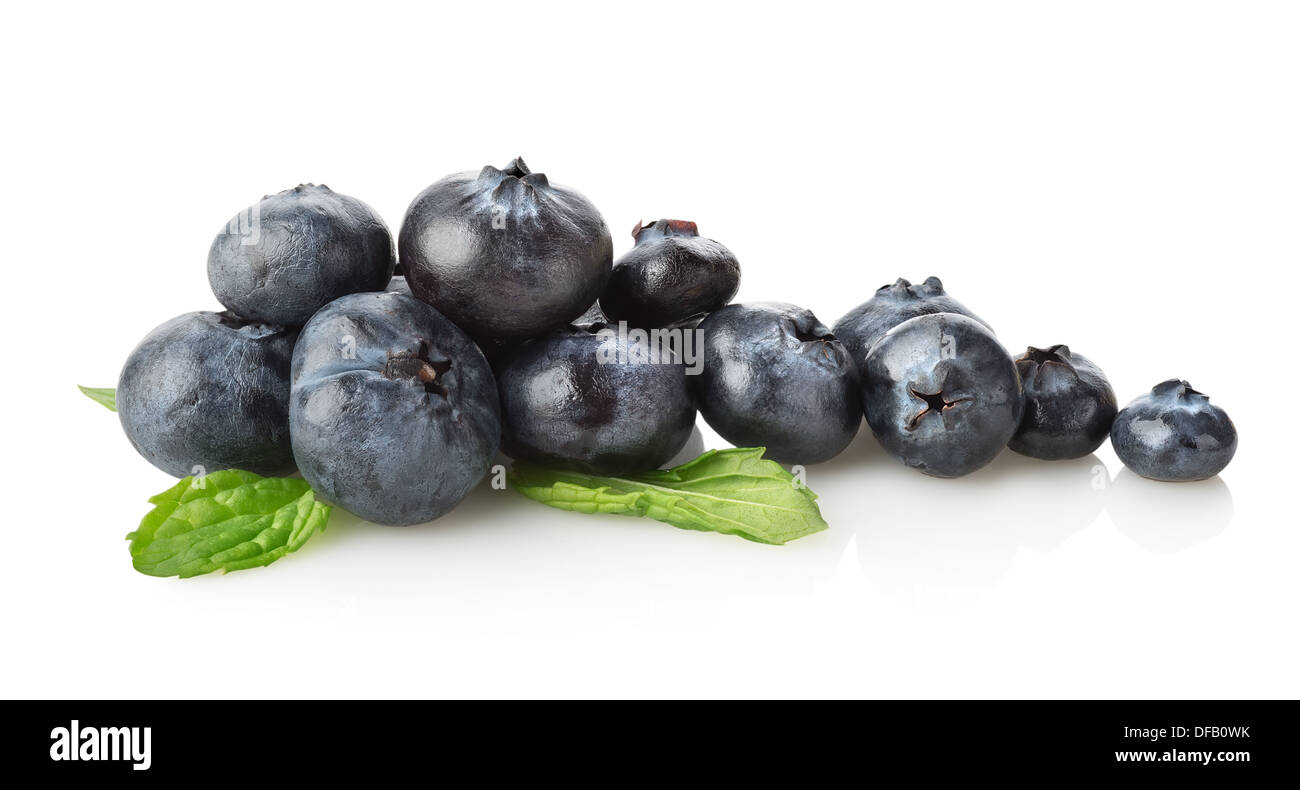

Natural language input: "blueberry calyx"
[262,183,331,200]
[906,385,972,431]
[631,219,700,243]
[503,157,530,177]
[383,341,451,397]
[484,158,552,203]
[1017,345,1082,386]
[214,311,252,329]
[478,157,531,180]
[212,310,283,338]
[879,277,909,293]
[792,324,836,344]
[782,312,839,358]
[1151,378,1208,402]
[1022,344,1073,366]
[490,176,536,202]
[879,276,945,299]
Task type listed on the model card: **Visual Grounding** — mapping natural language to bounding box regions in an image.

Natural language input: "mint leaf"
[508,448,828,545]
[78,385,117,412]
[127,470,333,578]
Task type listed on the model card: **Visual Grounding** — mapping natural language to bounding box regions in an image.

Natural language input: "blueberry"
[117,311,297,477]
[599,219,740,328]
[1111,380,1237,481]
[695,303,860,464]
[1009,345,1117,460]
[289,292,501,525]
[861,313,1023,477]
[208,184,395,327]
[496,324,696,474]
[399,157,613,341]
[834,276,990,364]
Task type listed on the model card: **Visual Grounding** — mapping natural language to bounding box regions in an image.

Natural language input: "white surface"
[2,1,1297,699]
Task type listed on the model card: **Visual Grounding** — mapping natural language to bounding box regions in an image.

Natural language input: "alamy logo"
[224,203,260,245]
[593,321,704,375]
[49,720,151,771]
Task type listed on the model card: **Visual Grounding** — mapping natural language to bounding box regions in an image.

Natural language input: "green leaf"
[127,470,333,578]
[508,447,828,545]
[78,385,117,412]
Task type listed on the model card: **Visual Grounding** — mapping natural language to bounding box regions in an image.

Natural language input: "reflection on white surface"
[317,425,1237,605]
[21,412,1257,699]
[1108,468,1234,554]
[822,441,1109,591]
[804,430,1237,592]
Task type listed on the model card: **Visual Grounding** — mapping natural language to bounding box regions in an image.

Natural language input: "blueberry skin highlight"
[1111,380,1237,482]
[290,292,501,525]
[1010,345,1118,460]
[399,158,613,341]
[117,312,297,477]
[600,219,740,328]
[834,276,990,364]
[862,313,1024,478]
[208,184,395,327]
[497,324,696,475]
[695,303,860,464]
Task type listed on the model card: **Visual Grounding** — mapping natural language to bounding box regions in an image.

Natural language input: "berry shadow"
[826,445,1110,593]
[1107,468,1234,554]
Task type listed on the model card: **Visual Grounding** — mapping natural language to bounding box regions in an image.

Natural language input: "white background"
[2,1,1297,699]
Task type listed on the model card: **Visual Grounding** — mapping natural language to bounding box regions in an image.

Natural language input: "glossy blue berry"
[695,303,860,464]
[861,313,1023,477]
[1010,345,1117,460]
[208,184,394,327]
[1111,380,1236,481]
[399,157,612,341]
[118,312,297,477]
[497,323,696,474]
[600,219,740,328]
[290,292,501,525]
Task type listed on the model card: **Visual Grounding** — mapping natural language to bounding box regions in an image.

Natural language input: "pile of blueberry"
[116,158,1237,527]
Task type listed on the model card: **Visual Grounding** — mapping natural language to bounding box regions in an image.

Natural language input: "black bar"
[3,700,1289,779]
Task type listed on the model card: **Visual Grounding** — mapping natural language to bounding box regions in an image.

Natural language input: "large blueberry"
[695,303,860,464]
[117,312,297,477]
[290,292,501,525]
[862,313,1023,477]
[208,184,395,327]
[834,276,990,364]
[399,157,613,341]
[1010,344,1117,460]
[497,324,696,474]
[1111,380,1237,482]
[599,219,740,328]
